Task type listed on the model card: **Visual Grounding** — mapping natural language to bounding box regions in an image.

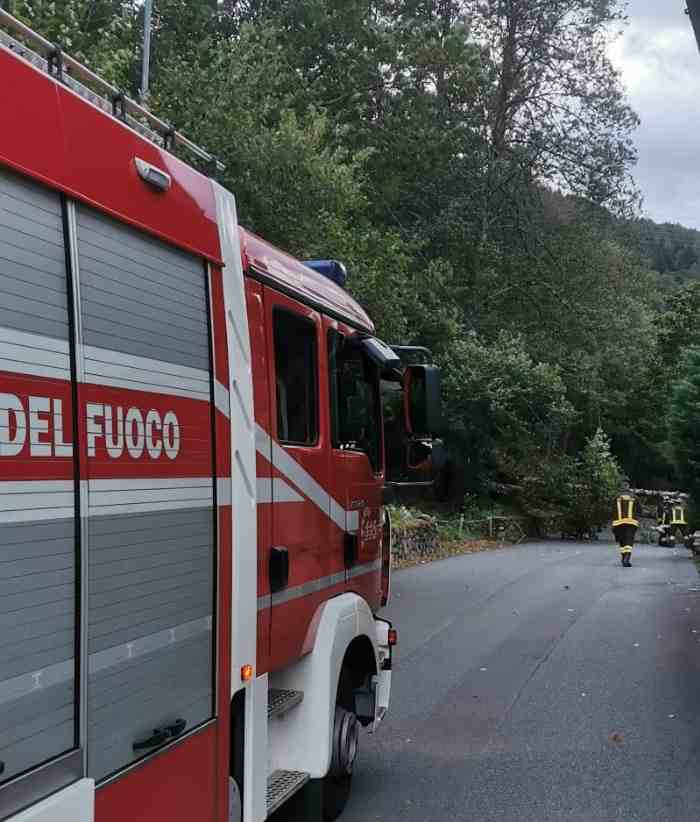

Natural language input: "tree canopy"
[10,0,700,513]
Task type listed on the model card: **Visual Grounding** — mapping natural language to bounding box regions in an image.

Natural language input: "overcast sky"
[610,1,700,228]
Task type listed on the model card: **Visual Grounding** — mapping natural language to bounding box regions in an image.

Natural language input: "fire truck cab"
[0,10,440,822]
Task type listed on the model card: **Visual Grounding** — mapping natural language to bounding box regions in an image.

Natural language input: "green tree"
[468,0,640,217]
[657,282,700,368]
[669,347,700,501]
[14,0,137,87]
[148,23,423,341]
[440,330,577,491]
[9,0,680,507]
[573,427,622,533]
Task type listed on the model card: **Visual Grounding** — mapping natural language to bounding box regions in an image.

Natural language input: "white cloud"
[609,2,700,228]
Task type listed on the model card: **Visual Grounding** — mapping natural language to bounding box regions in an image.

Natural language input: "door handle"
[0,760,4,776]
[344,533,358,569]
[164,718,187,738]
[133,718,187,751]
[270,546,289,593]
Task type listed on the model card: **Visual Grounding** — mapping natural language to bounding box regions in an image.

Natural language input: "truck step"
[268,688,304,719]
[266,769,310,816]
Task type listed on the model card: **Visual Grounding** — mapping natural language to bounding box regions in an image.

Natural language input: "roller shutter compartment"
[75,205,216,782]
[0,168,78,791]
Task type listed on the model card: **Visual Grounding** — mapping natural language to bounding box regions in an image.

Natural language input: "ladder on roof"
[0,8,225,174]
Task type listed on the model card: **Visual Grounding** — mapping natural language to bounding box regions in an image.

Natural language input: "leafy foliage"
[629,219,700,288]
[13,0,137,86]
[669,348,700,503]
[11,0,700,524]
[566,428,623,536]
[440,330,577,493]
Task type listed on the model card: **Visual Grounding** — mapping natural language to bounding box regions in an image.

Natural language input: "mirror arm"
[382,366,404,383]
[403,370,413,434]
[389,345,434,364]
[384,481,435,488]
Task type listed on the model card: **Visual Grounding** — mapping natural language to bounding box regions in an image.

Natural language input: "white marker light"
[134,157,172,192]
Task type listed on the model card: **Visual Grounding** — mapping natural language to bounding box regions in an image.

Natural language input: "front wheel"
[322,706,359,821]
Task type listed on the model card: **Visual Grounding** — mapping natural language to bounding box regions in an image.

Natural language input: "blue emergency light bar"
[303,259,348,287]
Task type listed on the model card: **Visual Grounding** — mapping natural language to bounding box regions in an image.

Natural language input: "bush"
[669,347,700,503]
[563,428,622,537]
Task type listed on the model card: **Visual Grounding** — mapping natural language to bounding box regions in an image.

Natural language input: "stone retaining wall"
[392,520,441,561]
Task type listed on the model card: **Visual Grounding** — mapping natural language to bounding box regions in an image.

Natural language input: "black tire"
[322,769,353,822]
[322,703,359,820]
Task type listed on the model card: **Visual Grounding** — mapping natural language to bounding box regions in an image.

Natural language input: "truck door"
[246,280,272,672]
[0,167,83,817]
[73,205,219,820]
[264,290,341,670]
[326,322,384,611]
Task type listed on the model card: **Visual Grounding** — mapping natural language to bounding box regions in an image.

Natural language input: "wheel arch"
[336,634,378,713]
[267,593,379,778]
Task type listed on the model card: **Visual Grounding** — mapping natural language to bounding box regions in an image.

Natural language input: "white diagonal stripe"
[330,498,345,531]
[214,380,230,418]
[256,477,272,504]
[272,477,303,503]
[256,477,304,504]
[255,424,270,453]
[255,424,350,531]
[346,510,360,533]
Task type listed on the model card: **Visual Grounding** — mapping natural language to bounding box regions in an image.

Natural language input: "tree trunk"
[492,1,518,159]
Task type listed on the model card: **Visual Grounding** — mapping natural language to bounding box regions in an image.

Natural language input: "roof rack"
[0,8,225,174]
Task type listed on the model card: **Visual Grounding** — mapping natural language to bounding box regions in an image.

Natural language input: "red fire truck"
[0,10,441,822]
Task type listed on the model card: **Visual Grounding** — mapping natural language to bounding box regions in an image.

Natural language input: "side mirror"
[407,439,432,470]
[430,439,447,472]
[406,438,447,473]
[404,365,441,436]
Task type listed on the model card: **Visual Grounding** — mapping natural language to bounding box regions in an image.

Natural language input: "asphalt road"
[344,540,700,822]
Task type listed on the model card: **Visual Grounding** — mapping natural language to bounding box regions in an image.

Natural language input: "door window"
[328,331,382,472]
[273,310,318,446]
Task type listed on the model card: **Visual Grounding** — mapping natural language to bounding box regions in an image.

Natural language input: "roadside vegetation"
[15,0,700,526]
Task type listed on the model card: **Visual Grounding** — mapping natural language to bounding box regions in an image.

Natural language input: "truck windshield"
[328,330,382,472]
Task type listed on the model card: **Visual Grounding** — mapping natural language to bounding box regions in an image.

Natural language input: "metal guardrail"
[0,8,225,173]
[441,515,528,544]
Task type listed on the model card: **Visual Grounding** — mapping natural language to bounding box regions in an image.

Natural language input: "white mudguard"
[267,593,382,778]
